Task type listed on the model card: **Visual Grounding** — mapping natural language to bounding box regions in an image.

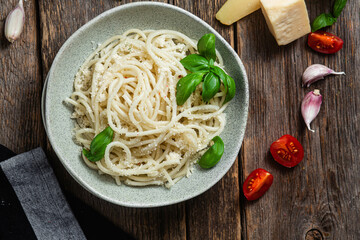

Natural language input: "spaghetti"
[65,29,228,188]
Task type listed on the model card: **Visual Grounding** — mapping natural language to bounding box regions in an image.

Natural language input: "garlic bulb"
[301,89,322,132]
[302,64,345,87]
[4,0,25,43]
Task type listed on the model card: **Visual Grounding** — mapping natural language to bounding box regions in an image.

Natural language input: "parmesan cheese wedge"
[260,0,311,45]
[216,0,261,25]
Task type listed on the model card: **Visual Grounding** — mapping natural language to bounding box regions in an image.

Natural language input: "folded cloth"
[0,147,86,240]
[0,145,37,240]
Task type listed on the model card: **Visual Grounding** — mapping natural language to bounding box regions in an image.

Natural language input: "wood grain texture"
[237,0,360,239]
[1,0,359,239]
[0,0,44,154]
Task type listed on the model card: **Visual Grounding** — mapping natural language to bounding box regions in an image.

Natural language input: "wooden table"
[1,0,359,239]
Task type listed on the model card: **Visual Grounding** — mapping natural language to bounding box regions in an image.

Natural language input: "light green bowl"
[44,2,248,207]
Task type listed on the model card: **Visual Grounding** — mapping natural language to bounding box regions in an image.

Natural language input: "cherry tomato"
[243,168,273,201]
[308,31,344,54]
[270,135,304,168]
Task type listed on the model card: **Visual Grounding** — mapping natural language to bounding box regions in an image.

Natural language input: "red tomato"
[270,135,304,168]
[243,168,273,201]
[308,31,344,54]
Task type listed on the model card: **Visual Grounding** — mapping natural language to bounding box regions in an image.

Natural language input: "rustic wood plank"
[0,0,44,153]
[171,0,241,239]
[236,0,360,239]
[37,1,186,239]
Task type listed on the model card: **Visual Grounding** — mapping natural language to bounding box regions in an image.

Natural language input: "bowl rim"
[44,1,249,207]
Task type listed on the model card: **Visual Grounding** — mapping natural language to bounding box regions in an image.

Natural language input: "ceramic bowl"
[44,2,248,207]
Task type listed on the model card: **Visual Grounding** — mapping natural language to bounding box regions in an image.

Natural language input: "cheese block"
[260,0,311,45]
[216,0,261,25]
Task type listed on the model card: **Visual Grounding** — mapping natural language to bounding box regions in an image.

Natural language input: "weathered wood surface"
[0,0,359,239]
[238,0,360,238]
[0,0,44,153]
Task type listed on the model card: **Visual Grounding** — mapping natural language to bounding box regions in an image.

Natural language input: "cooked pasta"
[65,29,228,188]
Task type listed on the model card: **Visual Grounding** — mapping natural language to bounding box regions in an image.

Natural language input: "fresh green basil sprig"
[176,33,236,106]
[311,0,347,32]
[198,136,224,169]
[82,126,114,162]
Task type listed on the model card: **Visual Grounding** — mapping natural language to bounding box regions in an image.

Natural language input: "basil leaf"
[211,66,227,82]
[211,66,235,104]
[90,126,114,155]
[208,58,215,66]
[224,75,236,104]
[211,66,228,96]
[176,72,205,106]
[198,136,224,169]
[202,72,221,102]
[311,13,337,32]
[83,126,114,162]
[180,54,210,73]
[197,33,216,61]
[333,0,347,18]
[83,148,105,162]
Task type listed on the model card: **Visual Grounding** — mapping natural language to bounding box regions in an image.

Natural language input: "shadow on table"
[66,192,135,240]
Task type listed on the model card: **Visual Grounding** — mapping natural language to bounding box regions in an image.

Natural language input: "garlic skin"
[301,89,322,132]
[4,0,25,43]
[302,64,345,87]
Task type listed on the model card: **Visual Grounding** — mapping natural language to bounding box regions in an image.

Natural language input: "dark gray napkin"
[0,145,36,240]
[0,148,86,240]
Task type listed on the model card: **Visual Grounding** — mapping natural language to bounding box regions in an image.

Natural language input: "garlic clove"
[301,89,322,132]
[4,0,25,43]
[302,64,345,87]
